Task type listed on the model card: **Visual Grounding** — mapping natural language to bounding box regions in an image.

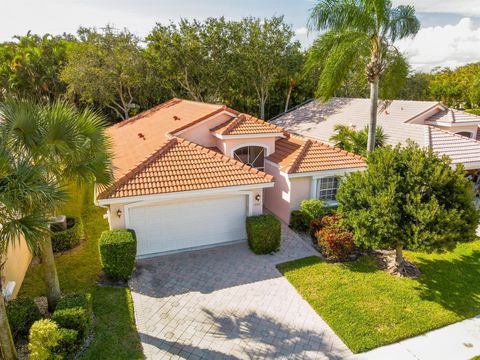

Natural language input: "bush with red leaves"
[315,214,354,261]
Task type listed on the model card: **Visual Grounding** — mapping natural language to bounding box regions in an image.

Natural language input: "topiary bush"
[6,297,41,340]
[315,214,354,261]
[289,210,309,232]
[51,216,84,252]
[99,229,137,280]
[29,319,78,360]
[246,215,281,254]
[52,293,92,339]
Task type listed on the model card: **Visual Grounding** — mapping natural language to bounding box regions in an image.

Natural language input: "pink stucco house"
[96,98,365,257]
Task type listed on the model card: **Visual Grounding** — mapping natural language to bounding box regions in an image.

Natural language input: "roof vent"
[173,115,180,121]
[138,133,146,140]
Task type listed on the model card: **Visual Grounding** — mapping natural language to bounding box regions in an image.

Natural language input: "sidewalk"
[351,315,480,360]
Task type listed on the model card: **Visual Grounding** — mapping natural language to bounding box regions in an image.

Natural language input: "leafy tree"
[330,125,387,156]
[0,32,69,101]
[428,63,480,108]
[308,0,420,153]
[233,17,301,119]
[61,26,149,120]
[398,72,432,101]
[0,99,113,310]
[146,18,233,103]
[0,146,66,360]
[337,142,479,275]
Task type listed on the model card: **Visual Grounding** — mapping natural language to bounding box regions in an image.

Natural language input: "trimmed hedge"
[52,293,93,339]
[51,216,84,252]
[99,229,137,280]
[6,297,41,340]
[29,319,78,360]
[246,215,281,254]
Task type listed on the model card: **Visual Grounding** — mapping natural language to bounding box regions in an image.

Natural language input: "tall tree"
[0,32,69,101]
[146,18,233,103]
[308,0,420,153]
[233,17,301,119]
[61,26,149,120]
[0,146,66,360]
[0,99,113,309]
[337,142,479,276]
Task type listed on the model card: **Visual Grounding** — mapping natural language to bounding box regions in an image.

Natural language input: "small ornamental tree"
[337,142,479,276]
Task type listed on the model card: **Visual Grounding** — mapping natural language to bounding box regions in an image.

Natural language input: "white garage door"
[127,195,248,257]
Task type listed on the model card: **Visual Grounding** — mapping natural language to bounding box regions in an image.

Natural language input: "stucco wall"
[221,137,277,157]
[177,113,233,147]
[434,124,478,138]
[289,177,312,211]
[108,203,126,229]
[264,161,292,223]
[2,236,32,299]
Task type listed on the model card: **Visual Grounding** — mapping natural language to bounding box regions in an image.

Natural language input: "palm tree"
[330,124,387,156]
[308,0,420,153]
[0,99,113,310]
[0,147,66,360]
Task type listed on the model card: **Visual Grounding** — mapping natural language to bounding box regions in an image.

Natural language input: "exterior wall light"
[255,194,261,201]
[116,209,122,218]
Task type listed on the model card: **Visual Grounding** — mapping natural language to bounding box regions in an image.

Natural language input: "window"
[233,146,265,170]
[456,131,473,138]
[317,177,339,201]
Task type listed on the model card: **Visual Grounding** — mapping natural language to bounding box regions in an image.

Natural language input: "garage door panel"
[128,195,248,256]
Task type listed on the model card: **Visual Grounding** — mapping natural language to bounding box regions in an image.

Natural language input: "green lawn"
[277,240,480,353]
[19,185,143,359]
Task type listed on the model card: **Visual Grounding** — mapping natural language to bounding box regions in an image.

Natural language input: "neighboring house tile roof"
[272,98,480,168]
[425,108,480,125]
[98,137,273,199]
[106,98,234,179]
[210,114,284,135]
[266,135,365,174]
[427,127,480,167]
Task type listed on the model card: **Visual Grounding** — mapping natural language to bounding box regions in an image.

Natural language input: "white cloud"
[397,18,480,72]
[295,27,308,35]
[392,0,480,17]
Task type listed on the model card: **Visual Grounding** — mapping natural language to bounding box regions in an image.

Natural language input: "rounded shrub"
[246,214,281,254]
[6,297,41,340]
[51,216,84,252]
[315,214,354,261]
[99,229,137,280]
[52,293,93,340]
[299,199,328,223]
[29,319,78,360]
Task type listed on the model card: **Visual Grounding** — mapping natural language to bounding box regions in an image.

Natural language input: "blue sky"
[1,0,479,71]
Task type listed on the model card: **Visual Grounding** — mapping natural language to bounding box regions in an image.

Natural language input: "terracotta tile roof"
[106,98,235,180]
[98,137,273,199]
[426,108,480,124]
[266,135,365,174]
[211,114,284,135]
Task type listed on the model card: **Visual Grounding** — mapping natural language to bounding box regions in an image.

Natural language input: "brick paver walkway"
[130,224,351,359]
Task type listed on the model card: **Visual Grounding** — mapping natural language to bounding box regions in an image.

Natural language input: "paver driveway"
[130,224,351,359]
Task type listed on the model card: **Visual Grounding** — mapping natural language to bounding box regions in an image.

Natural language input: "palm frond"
[387,5,420,42]
[309,0,374,34]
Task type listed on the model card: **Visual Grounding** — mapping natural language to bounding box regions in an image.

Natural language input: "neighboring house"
[272,98,480,171]
[1,236,32,299]
[96,98,365,257]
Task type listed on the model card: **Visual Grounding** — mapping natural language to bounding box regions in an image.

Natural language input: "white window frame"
[316,176,339,202]
[232,145,267,171]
